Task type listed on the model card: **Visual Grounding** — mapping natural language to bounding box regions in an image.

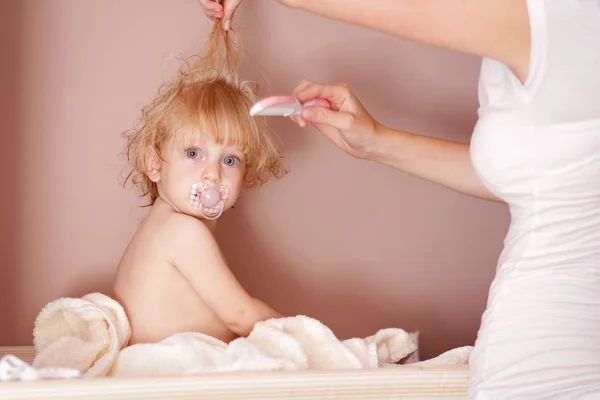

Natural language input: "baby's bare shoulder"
[158,213,217,253]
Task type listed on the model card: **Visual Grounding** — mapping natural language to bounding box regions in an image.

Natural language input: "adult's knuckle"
[340,114,355,130]
[336,82,352,95]
[314,108,327,119]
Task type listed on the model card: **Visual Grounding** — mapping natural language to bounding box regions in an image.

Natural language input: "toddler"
[113,21,285,345]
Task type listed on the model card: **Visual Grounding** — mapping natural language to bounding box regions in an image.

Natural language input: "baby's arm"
[165,214,283,337]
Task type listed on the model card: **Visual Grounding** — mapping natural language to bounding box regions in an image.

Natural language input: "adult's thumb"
[222,1,240,25]
[301,107,354,130]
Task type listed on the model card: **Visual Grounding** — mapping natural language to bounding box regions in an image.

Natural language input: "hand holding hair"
[197,0,243,30]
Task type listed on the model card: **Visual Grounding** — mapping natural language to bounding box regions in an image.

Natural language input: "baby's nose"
[202,163,221,183]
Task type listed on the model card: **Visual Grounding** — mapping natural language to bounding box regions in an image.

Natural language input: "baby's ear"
[145,146,161,183]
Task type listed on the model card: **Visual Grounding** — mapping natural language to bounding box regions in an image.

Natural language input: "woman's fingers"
[289,115,307,128]
[198,0,242,22]
[222,0,243,28]
[293,81,352,111]
[292,79,315,98]
[301,107,354,131]
[198,0,222,12]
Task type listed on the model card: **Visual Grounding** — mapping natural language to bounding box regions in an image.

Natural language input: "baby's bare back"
[113,208,238,345]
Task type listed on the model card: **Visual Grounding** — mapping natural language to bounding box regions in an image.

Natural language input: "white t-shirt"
[469,0,600,398]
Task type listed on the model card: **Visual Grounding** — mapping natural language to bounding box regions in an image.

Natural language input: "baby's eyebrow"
[225,146,244,156]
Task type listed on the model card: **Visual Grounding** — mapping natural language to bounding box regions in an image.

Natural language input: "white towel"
[109,317,417,377]
[0,354,81,382]
[32,292,131,377]
[31,293,468,378]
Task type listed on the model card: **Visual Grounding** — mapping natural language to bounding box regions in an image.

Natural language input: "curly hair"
[122,19,286,205]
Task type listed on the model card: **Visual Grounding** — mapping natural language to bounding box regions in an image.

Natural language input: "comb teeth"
[250,106,299,117]
[249,102,265,116]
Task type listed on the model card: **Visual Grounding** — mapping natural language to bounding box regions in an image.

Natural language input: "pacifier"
[189,183,229,220]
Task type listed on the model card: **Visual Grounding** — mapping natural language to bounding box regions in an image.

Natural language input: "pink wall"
[0,0,508,360]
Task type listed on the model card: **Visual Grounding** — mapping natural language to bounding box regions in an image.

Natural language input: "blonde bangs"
[167,80,283,184]
[173,82,262,153]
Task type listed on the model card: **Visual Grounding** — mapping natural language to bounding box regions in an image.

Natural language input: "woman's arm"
[278,0,531,84]
[365,124,500,202]
[293,80,502,203]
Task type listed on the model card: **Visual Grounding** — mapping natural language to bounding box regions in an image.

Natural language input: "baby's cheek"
[227,167,245,185]
[225,184,243,207]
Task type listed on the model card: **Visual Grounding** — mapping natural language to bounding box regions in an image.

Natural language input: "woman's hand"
[292,80,381,159]
[197,0,243,30]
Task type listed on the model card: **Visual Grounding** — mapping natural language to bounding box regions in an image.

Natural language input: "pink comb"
[249,95,331,117]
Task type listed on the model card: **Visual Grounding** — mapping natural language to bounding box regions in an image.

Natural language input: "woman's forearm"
[277,0,530,81]
[365,124,502,203]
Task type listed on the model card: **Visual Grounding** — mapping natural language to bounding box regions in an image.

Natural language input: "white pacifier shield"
[189,183,229,220]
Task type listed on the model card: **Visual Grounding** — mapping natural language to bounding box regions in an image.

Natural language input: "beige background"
[0,0,508,360]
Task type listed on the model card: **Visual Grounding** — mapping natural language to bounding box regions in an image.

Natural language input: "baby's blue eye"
[186,148,200,159]
[223,156,239,166]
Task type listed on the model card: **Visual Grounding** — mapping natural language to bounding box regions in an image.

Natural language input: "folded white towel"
[32,292,131,377]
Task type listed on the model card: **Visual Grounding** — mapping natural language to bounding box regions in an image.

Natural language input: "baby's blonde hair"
[122,20,285,205]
